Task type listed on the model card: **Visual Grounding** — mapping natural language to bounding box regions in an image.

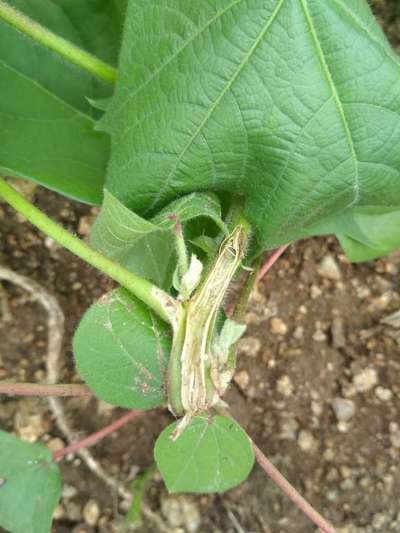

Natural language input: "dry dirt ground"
[1,1,400,532]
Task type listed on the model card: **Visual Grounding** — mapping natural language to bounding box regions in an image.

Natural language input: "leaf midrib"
[150,0,286,210]
[299,0,359,205]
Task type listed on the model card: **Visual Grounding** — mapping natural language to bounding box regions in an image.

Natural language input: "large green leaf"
[101,0,400,248]
[91,190,226,289]
[154,415,254,493]
[0,0,125,203]
[0,430,61,533]
[73,288,171,409]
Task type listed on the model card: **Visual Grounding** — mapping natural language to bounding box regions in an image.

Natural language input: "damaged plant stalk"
[167,222,250,437]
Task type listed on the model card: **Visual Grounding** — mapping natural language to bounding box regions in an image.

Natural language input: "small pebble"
[237,336,261,357]
[390,431,400,449]
[298,430,317,452]
[293,326,304,340]
[279,418,299,440]
[234,370,250,391]
[317,255,342,280]
[161,495,201,532]
[331,317,346,348]
[270,317,288,335]
[375,386,393,401]
[83,499,100,527]
[313,329,327,342]
[332,398,355,423]
[353,368,378,392]
[276,375,294,397]
[46,438,65,453]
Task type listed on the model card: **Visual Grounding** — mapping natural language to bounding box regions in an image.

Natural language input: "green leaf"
[0,0,125,203]
[0,62,110,204]
[154,415,254,493]
[91,190,226,289]
[0,430,61,533]
[1,0,124,112]
[34,0,127,67]
[73,288,171,409]
[337,209,400,261]
[307,207,400,261]
[101,0,400,248]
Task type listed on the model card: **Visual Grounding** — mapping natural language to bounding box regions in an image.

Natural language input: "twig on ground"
[252,442,337,533]
[0,382,91,397]
[0,282,11,322]
[53,410,143,462]
[0,267,130,498]
[0,265,170,529]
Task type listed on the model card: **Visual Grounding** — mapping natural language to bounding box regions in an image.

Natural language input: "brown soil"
[1,2,400,532]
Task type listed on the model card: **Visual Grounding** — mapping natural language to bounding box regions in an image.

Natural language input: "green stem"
[174,220,189,278]
[0,178,177,324]
[0,1,116,84]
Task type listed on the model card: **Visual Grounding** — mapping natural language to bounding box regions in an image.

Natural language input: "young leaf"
[0,0,125,203]
[0,430,61,533]
[73,288,171,409]
[91,190,226,289]
[101,0,400,248]
[154,415,254,493]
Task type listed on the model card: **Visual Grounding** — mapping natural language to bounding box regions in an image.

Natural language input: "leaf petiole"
[0,0,117,83]
[0,178,178,324]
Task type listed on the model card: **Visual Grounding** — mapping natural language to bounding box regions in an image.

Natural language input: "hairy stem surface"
[0,0,116,83]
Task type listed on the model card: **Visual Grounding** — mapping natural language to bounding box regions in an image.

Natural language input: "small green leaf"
[91,190,225,288]
[0,430,61,533]
[154,415,254,493]
[73,288,171,409]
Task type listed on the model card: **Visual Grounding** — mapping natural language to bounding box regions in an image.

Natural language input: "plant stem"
[257,244,290,281]
[0,382,91,397]
[253,442,337,533]
[123,464,157,530]
[53,410,142,462]
[0,178,177,324]
[0,1,116,83]
[174,220,189,278]
[231,259,262,322]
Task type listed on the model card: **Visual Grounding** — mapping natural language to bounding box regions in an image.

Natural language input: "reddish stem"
[253,442,337,533]
[0,382,91,397]
[257,244,290,281]
[53,410,143,462]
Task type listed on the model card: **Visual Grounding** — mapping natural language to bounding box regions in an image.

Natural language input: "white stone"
[317,255,342,280]
[298,430,316,452]
[375,386,393,402]
[270,317,288,335]
[83,499,100,526]
[332,398,355,423]
[353,368,378,392]
[276,375,294,397]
